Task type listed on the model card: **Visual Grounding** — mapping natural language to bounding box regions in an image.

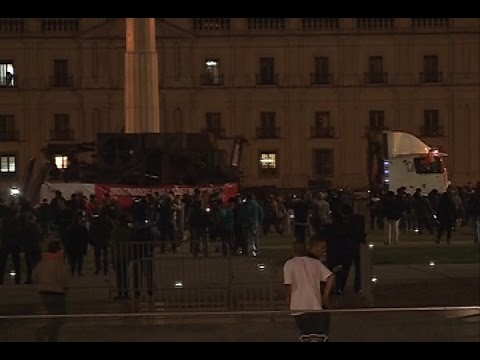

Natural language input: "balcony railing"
[248,18,286,31]
[0,130,19,142]
[50,76,73,88]
[192,18,231,31]
[365,72,388,84]
[420,72,443,83]
[0,19,25,33]
[50,128,74,141]
[202,128,226,138]
[200,73,224,86]
[357,18,395,29]
[412,18,450,28]
[421,126,444,137]
[256,73,279,85]
[311,126,335,138]
[310,72,333,85]
[302,18,339,30]
[366,125,389,134]
[256,127,280,139]
[41,18,79,32]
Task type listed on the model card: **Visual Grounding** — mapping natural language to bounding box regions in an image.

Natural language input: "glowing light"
[174,281,183,289]
[206,60,218,67]
[9,271,16,277]
[414,229,420,234]
[10,187,20,196]
[257,263,266,271]
[429,260,435,267]
[368,243,375,249]
[371,277,378,284]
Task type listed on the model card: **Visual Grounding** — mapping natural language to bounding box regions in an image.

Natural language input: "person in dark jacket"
[413,189,434,234]
[22,213,44,284]
[436,191,457,244]
[89,213,113,276]
[188,200,210,256]
[0,207,23,285]
[382,191,403,245]
[65,213,89,276]
[293,195,311,244]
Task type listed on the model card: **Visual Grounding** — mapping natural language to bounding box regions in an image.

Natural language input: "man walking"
[283,236,335,342]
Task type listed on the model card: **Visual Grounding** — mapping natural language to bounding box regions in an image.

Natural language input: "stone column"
[125,18,160,133]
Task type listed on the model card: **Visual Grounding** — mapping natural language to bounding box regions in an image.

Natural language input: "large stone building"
[0,18,479,192]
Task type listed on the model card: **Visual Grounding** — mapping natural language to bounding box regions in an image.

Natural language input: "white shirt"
[283,256,332,313]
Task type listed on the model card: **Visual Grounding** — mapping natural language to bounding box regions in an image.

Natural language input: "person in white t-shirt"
[284,236,334,342]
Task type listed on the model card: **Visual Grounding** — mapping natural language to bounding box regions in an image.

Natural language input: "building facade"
[0,17,479,192]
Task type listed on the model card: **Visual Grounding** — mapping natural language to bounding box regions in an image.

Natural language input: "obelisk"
[125,18,160,133]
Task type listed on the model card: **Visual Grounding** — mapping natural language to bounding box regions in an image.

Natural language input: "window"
[313,57,331,84]
[369,111,385,130]
[312,112,334,138]
[258,58,276,85]
[0,154,16,174]
[313,149,334,177]
[203,59,222,85]
[0,114,17,141]
[52,59,70,87]
[258,112,278,138]
[0,62,15,87]
[413,156,444,174]
[259,151,278,177]
[422,56,441,82]
[205,112,223,137]
[424,110,439,129]
[52,114,72,140]
[422,110,443,136]
[54,155,68,170]
[315,112,331,128]
[366,56,386,83]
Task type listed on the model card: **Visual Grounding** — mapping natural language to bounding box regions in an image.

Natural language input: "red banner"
[94,183,239,208]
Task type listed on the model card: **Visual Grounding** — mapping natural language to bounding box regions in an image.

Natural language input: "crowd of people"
[0,182,478,295]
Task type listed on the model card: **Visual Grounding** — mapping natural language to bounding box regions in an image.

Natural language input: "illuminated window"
[0,62,15,87]
[204,58,221,85]
[259,151,278,177]
[0,154,16,174]
[55,155,68,170]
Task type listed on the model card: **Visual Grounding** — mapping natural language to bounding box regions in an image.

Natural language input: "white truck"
[367,130,450,195]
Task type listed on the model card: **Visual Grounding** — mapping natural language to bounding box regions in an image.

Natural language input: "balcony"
[0,19,25,33]
[202,128,226,138]
[200,73,224,86]
[311,127,335,138]
[365,72,388,84]
[357,18,395,29]
[256,73,279,86]
[420,72,443,83]
[302,18,339,30]
[192,18,230,31]
[248,18,286,31]
[365,126,389,135]
[50,76,73,88]
[421,126,444,137]
[50,128,74,141]
[310,72,333,85]
[412,18,450,29]
[0,130,19,142]
[256,127,280,139]
[41,18,79,32]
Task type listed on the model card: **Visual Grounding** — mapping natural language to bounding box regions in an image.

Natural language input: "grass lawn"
[259,226,480,266]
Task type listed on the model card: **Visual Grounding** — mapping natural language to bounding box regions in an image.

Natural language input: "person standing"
[436,190,457,244]
[89,213,113,276]
[33,240,68,342]
[65,214,89,276]
[0,207,23,285]
[22,213,44,284]
[283,236,335,342]
[382,191,403,245]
